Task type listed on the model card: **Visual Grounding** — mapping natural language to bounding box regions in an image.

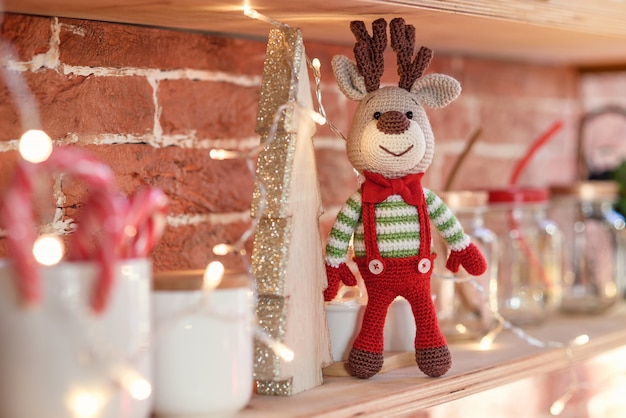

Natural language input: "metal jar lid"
[486,187,550,204]
[439,190,488,210]
[153,269,250,291]
[550,180,619,202]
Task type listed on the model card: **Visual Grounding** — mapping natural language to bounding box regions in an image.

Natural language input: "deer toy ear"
[332,55,369,101]
[411,73,461,109]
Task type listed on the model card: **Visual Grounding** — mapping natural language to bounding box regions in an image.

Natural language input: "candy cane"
[67,191,127,313]
[1,164,40,306]
[46,148,124,313]
[45,149,117,194]
[121,188,168,259]
[2,147,168,312]
[1,147,120,311]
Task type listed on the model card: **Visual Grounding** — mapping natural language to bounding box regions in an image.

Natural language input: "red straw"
[504,121,562,291]
[509,120,563,185]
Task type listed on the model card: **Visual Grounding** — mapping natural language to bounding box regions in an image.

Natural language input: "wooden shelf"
[5,2,625,413]
[4,1,626,65]
[239,303,626,417]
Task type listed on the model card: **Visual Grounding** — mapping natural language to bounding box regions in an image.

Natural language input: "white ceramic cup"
[325,286,365,362]
[152,270,253,417]
[383,297,416,352]
[0,258,153,418]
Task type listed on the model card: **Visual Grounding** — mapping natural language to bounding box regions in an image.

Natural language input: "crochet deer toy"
[324,17,487,379]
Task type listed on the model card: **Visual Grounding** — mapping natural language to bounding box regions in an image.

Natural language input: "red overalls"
[353,174,447,355]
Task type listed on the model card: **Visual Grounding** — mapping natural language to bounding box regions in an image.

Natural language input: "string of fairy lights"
[224,7,596,416]
[2,4,622,417]
[436,272,590,414]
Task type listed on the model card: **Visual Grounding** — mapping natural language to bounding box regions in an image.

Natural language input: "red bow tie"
[361,171,425,206]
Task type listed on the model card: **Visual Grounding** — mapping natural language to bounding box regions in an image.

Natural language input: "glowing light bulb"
[128,378,152,401]
[479,327,501,350]
[242,4,286,27]
[312,58,321,70]
[204,261,224,291]
[242,5,272,23]
[19,129,53,163]
[111,365,152,401]
[243,4,254,17]
[254,328,294,362]
[32,234,64,266]
[209,149,225,160]
[310,111,327,126]
[478,320,504,350]
[212,243,232,256]
[70,391,101,418]
[274,342,295,362]
[573,334,589,346]
[124,225,138,238]
[209,149,241,160]
[550,391,572,416]
[550,399,566,416]
[479,334,494,350]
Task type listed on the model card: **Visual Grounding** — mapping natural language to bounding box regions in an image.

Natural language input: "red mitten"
[446,243,487,276]
[324,263,358,301]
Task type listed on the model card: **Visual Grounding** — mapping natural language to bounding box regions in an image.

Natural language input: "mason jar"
[485,187,563,326]
[550,181,626,314]
[431,191,498,342]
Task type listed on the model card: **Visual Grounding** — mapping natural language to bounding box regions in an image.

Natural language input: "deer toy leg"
[403,282,451,377]
[348,285,396,379]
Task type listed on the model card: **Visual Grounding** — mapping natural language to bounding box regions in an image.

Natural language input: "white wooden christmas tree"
[251,25,332,396]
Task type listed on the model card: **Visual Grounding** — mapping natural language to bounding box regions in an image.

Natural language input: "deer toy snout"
[376,111,410,135]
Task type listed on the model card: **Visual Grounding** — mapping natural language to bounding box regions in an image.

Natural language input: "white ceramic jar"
[325,297,364,361]
[152,269,253,417]
[0,259,153,418]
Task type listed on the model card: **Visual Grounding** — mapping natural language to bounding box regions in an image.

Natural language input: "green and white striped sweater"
[325,188,470,267]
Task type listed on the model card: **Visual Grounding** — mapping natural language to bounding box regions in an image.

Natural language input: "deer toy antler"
[350,18,387,92]
[390,17,432,91]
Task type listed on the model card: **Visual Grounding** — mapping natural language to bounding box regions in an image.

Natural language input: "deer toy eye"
[373,112,381,120]
[405,111,413,119]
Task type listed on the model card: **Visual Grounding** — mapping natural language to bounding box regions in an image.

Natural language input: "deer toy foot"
[415,346,451,377]
[348,348,384,379]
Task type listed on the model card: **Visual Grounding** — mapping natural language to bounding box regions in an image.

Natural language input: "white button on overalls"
[368,259,384,275]
[417,258,431,274]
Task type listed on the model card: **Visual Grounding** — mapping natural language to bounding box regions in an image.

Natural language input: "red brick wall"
[0,13,582,272]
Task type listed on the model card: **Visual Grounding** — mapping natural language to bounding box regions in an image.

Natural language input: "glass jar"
[431,191,499,342]
[485,187,563,326]
[550,181,626,314]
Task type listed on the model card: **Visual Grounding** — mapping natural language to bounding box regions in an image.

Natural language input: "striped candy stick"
[1,163,40,306]
[1,147,120,311]
[121,188,168,259]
